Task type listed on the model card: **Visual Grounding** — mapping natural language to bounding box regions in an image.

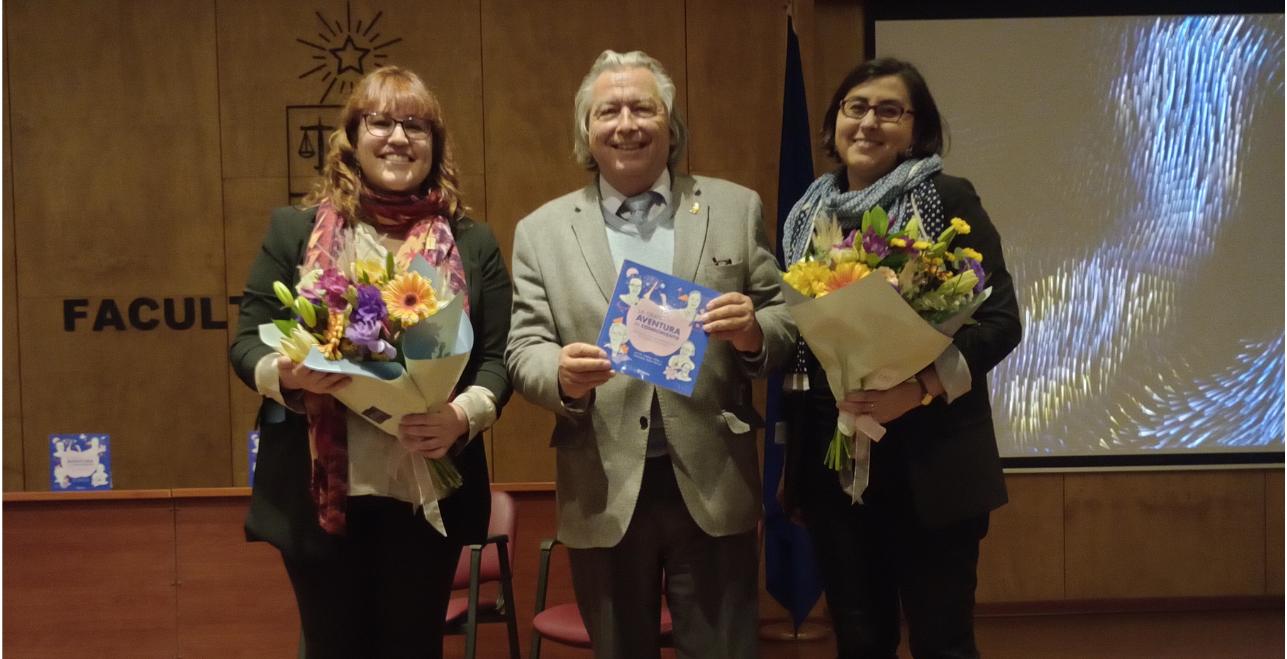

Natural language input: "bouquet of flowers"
[259,253,476,505]
[780,207,990,501]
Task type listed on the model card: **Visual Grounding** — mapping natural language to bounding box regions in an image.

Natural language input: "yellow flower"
[353,259,388,285]
[889,238,907,248]
[913,241,931,250]
[961,247,983,262]
[320,309,346,360]
[817,261,871,296]
[943,252,956,262]
[382,271,438,326]
[950,218,971,234]
[784,260,832,297]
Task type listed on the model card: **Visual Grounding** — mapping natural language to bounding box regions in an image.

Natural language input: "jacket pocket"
[699,261,746,294]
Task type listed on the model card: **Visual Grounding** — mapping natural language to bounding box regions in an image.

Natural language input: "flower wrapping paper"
[781,274,990,502]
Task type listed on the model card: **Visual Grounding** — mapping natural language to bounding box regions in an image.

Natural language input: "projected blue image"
[987,15,1284,454]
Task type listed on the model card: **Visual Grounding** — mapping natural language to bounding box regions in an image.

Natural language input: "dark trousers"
[567,456,760,659]
[805,486,988,659]
[794,395,989,659]
[280,495,462,659]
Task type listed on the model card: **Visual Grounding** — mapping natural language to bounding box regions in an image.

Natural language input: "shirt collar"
[599,169,672,216]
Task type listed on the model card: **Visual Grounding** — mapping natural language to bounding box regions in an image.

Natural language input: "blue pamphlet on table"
[595,260,719,397]
[249,430,260,487]
[49,434,111,491]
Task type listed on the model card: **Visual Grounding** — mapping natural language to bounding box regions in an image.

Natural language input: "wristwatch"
[914,373,934,406]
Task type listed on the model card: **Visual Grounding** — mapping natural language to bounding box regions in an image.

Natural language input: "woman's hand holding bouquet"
[780,207,989,499]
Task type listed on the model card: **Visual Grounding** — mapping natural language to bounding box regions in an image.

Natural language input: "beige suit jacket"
[506,173,795,548]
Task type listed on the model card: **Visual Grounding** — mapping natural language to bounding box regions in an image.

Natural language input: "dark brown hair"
[820,58,947,162]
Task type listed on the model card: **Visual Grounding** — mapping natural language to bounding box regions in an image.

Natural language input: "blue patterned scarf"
[783,155,945,264]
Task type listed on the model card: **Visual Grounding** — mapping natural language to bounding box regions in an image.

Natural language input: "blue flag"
[763,12,825,631]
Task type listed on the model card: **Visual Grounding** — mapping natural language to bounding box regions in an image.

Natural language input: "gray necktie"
[617,192,660,224]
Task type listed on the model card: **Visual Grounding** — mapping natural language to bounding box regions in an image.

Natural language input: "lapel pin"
[690,202,700,214]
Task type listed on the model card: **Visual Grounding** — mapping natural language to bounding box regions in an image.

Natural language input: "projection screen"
[873,11,1284,467]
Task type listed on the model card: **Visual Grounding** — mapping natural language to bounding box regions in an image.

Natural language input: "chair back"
[451,489,517,589]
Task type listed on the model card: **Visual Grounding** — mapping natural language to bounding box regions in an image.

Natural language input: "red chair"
[529,537,673,658]
[444,489,521,659]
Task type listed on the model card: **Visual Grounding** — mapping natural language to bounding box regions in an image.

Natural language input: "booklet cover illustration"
[596,260,719,396]
[50,434,111,491]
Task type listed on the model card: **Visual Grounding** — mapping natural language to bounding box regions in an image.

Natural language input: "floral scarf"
[300,189,467,535]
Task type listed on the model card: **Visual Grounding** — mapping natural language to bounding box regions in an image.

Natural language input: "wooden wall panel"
[1064,470,1267,599]
[977,473,1065,603]
[3,36,23,492]
[1266,470,1283,596]
[19,300,234,489]
[6,0,225,296]
[811,1,864,177]
[686,0,786,222]
[3,499,178,658]
[176,498,299,659]
[480,0,686,483]
[215,0,484,182]
[7,0,230,489]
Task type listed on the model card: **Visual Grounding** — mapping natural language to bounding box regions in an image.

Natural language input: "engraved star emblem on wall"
[296,2,403,103]
[329,35,369,76]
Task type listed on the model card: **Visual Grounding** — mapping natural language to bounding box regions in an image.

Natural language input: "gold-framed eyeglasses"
[363,113,432,140]
[839,99,913,124]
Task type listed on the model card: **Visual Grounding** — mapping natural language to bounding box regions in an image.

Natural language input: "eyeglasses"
[362,113,432,140]
[839,99,913,124]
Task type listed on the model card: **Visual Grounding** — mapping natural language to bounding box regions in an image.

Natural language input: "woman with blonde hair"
[230,66,512,658]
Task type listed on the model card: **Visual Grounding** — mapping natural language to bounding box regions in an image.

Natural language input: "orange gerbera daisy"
[382,272,438,326]
[816,261,871,296]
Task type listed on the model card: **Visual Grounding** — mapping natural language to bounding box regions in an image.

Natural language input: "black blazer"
[229,206,513,559]
[790,173,1022,527]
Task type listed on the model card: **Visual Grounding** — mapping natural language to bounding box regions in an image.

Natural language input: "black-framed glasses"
[362,113,432,140]
[839,99,913,124]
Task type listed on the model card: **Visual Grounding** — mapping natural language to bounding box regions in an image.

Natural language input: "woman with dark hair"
[229,66,512,659]
[782,58,1022,658]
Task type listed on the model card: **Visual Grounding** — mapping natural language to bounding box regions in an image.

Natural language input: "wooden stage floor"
[448,608,1284,659]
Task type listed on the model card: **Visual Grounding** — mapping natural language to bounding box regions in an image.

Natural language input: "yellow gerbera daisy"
[382,272,438,326]
[950,217,971,234]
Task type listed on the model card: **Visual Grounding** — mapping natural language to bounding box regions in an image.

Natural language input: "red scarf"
[301,190,468,535]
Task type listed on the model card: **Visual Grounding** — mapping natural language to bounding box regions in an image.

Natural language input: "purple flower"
[352,283,387,323]
[862,228,890,259]
[314,268,350,309]
[965,258,985,293]
[840,230,856,250]
[345,317,397,359]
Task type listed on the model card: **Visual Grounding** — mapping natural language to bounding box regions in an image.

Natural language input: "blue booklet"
[49,434,112,491]
[596,260,719,397]
[248,430,260,487]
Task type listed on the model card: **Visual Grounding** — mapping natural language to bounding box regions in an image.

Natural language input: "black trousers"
[280,495,462,659]
[793,395,989,659]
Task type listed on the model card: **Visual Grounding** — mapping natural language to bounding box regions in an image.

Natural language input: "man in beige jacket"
[506,50,794,659]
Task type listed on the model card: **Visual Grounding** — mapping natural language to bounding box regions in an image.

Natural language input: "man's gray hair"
[572,50,688,171]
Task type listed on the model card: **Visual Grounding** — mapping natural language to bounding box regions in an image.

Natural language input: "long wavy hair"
[302,66,466,224]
